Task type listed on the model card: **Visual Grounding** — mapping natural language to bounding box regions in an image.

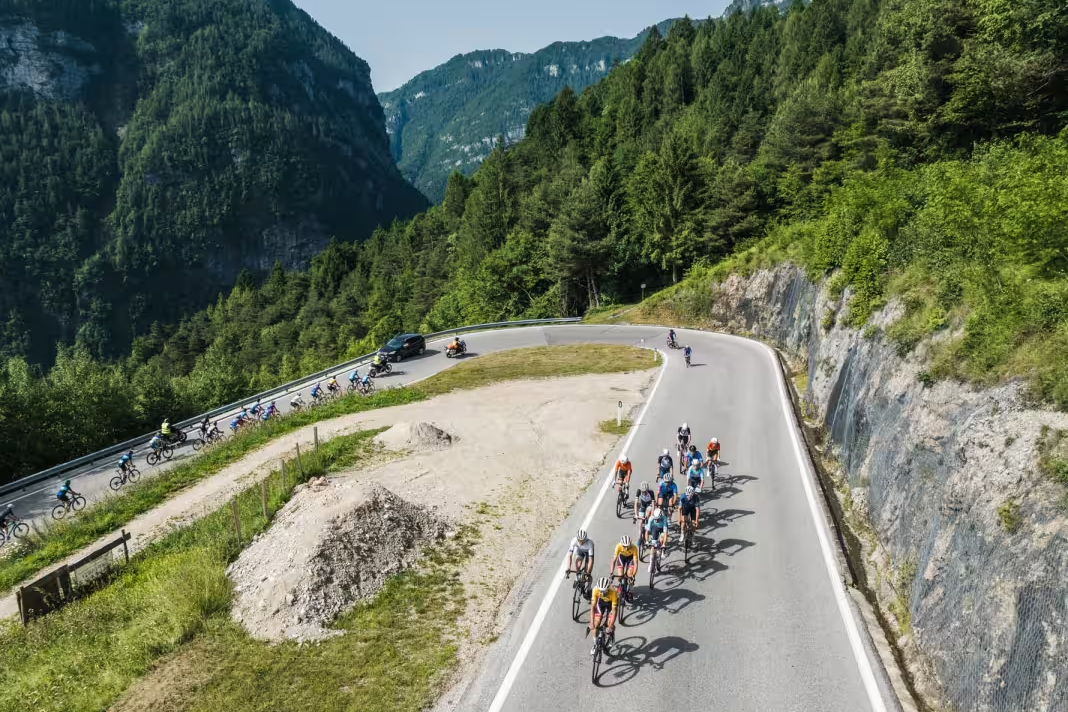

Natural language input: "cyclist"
[613,454,632,496]
[327,376,340,395]
[707,437,721,465]
[566,529,596,598]
[656,449,673,481]
[611,535,639,602]
[633,481,656,523]
[118,450,135,474]
[249,400,262,416]
[1,504,17,530]
[657,472,678,515]
[56,479,80,505]
[684,345,692,366]
[348,369,361,388]
[668,329,677,347]
[290,393,305,410]
[229,416,242,433]
[645,506,670,554]
[199,416,211,436]
[679,486,702,533]
[149,433,165,451]
[685,443,703,467]
[677,422,691,452]
[311,383,324,401]
[686,456,705,493]
[587,577,619,655]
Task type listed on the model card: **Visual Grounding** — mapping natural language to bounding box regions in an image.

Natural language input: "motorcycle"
[368,360,393,378]
[445,341,467,358]
[161,429,187,446]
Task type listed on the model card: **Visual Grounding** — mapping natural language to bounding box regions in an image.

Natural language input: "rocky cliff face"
[0,1,427,363]
[706,265,1068,712]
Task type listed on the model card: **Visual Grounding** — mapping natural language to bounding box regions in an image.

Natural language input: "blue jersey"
[56,485,71,499]
[311,385,321,397]
[349,371,359,382]
[646,513,669,532]
[119,454,132,466]
[684,347,692,357]
[658,481,677,499]
[680,493,701,510]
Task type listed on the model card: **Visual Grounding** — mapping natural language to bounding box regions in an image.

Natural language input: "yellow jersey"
[613,543,639,561]
[591,585,619,608]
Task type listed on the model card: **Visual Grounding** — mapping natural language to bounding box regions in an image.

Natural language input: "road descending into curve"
[2,324,896,711]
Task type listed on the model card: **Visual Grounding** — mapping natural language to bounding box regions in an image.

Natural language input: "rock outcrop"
[705,264,1068,712]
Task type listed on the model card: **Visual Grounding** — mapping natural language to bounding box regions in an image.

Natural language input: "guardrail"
[0,318,581,498]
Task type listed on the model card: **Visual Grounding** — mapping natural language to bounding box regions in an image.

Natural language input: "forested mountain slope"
[0,0,427,366]
[3,0,1066,486]
[377,21,673,201]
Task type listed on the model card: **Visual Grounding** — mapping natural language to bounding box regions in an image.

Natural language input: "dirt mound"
[375,421,455,452]
[227,482,449,643]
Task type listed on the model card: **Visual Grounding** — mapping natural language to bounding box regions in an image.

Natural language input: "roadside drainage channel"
[774,347,927,712]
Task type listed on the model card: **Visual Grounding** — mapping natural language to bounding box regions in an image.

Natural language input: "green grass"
[599,418,633,436]
[0,429,388,712]
[1,344,651,596]
[582,303,638,324]
[997,500,1022,533]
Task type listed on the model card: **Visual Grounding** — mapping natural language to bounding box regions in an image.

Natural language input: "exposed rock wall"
[707,264,1068,712]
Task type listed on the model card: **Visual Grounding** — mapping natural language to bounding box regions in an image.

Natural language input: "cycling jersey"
[568,537,595,558]
[311,386,322,397]
[658,455,672,471]
[679,493,701,515]
[677,428,690,442]
[349,371,358,381]
[56,486,72,500]
[614,460,632,478]
[613,543,639,562]
[684,347,692,357]
[707,440,721,454]
[119,454,132,466]
[646,513,669,533]
[687,464,704,481]
[657,481,678,500]
[686,450,703,465]
[591,585,619,609]
[635,490,655,510]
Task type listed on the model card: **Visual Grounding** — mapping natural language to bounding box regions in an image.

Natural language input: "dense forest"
[0,0,426,367]
[379,21,673,201]
[2,0,1066,482]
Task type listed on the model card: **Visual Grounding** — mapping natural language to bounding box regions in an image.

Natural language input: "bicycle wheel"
[591,632,603,684]
[147,451,160,466]
[683,525,691,562]
[648,550,657,589]
[192,438,204,451]
[12,522,28,539]
[364,381,376,395]
[71,496,86,512]
[615,490,625,518]
[572,580,582,621]
[162,445,174,460]
[51,504,67,521]
[128,468,141,483]
[110,475,123,491]
[637,535,647,562]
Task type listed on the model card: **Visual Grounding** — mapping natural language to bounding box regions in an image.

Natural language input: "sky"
[293,0,731,93]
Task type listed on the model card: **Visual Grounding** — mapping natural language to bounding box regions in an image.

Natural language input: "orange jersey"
[615,460,632,476]
[707,441,720,453]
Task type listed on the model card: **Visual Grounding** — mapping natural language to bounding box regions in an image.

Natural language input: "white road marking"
[485,349,669,712]
[760,341,888,712]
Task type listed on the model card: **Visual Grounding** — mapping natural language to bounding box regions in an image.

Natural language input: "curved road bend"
[4,325,897,712]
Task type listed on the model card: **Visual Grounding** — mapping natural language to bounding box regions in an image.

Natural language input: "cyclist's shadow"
[596,634,701,686]
[623,585,705,626]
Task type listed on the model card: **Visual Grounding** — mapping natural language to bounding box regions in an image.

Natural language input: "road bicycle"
[589,622,613,683]
[110,467,141,491]
[614,482,629,518]
[569,568,592,622]
[681,515,695,562]
[648,538,666,589]
[51,495,86,521]
[146,445,174,466]
[192,428,224,451]
[0,517,30,547]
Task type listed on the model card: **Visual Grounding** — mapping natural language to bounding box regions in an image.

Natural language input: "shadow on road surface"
[595,634,701,685]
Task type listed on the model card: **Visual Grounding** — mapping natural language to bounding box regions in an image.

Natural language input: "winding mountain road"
[3,325,898,711]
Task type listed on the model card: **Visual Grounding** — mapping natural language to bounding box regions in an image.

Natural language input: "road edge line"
[761,341,888,712]
[485,347,668,712]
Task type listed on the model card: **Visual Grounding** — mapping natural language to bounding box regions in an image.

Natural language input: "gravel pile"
[228,481,449,643]
[374,421,455,452]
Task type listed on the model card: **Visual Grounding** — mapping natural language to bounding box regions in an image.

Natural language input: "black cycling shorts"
[594,597,613,616]
[616,554,634,568]
[680,505,698,521]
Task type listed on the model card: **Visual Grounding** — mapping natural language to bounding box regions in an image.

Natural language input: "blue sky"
[294,1,731,92]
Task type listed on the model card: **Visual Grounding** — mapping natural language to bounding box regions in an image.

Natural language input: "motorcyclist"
[370,353,388,375]
[447,336,466,354]
[160,418,173,438]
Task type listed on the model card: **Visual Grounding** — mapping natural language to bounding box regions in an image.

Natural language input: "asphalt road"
[2,324,896,712]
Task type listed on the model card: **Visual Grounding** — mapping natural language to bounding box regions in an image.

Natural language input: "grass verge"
[1,344,652,595]
[0,428,392,712]
[600,418,633,436]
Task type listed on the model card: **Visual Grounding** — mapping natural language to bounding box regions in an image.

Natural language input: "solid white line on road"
[761,342,888,712]
[485,349,669,712]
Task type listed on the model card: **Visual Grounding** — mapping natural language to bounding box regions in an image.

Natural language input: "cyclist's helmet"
[596,576,611,591]
[639,481,649,491]
[652,508,663,519]
[620,534,631,548]
[711,437,719,444]
[664,473,673,483]
[662,448,669,456]
[64,479,71,487]
[576,529,588,543]
[682,422,688,429]
[128,450,133,456]
[685,486,695,496]
[689,444,697,453]
[620,453,629,464]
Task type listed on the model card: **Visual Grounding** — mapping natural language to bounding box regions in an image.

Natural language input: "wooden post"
[231,499,242,545]
[121,529,130,564]
[281,460,287,491]
[295,443,304,475]
[314,426,319,452]
[260,478,268,519]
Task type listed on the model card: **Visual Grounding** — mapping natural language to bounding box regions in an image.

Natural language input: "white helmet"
[576,529,587,542]
[620,454,629,464]
[682,422,688,429]
[639,481,649,491]
[711,437,719,444]
[653,508,663,519]
[685,486,695,496]
[596,576,611,591]
[620,534,631,548]
[664,473,673,483]
[662,448,669,456]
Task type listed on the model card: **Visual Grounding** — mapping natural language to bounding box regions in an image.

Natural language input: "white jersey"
[568,537,595,557]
